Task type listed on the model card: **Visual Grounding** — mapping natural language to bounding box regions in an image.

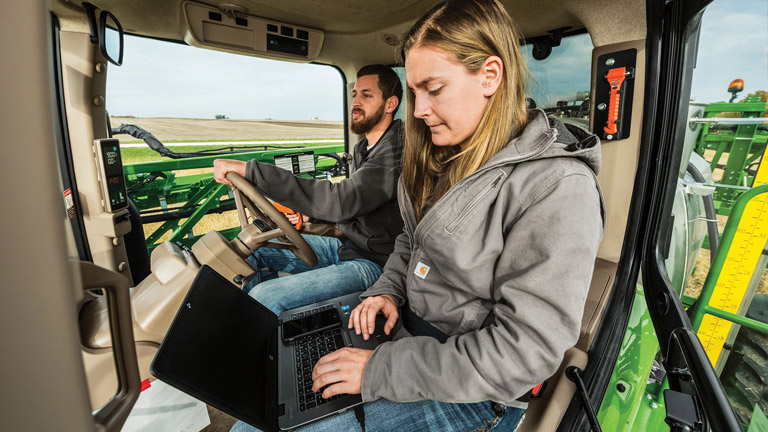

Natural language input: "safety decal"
[414,262,430,279]
[63,188,75,220]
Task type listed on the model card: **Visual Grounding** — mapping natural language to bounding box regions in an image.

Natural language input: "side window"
[392,66,407,124]
[106,35,345,253]
[523,32,594,127]
[663,0,767,427]
[394,33,594,126]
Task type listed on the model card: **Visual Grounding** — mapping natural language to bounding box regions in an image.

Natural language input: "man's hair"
[357,64,403,115]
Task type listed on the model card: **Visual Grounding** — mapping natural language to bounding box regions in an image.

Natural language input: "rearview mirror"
[99,11,123,66]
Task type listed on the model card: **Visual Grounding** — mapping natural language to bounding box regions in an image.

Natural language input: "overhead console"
[183,1,324,62]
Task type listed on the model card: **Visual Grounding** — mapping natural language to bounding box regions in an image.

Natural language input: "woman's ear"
[482,56,503,97]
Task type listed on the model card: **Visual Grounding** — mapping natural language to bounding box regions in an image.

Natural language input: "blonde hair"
[400,0,528,221]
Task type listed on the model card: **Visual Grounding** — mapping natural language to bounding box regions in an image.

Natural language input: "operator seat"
[80,241,200,349]
[518,258,616,431]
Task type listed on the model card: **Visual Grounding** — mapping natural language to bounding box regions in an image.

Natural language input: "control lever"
[233,270,259,288]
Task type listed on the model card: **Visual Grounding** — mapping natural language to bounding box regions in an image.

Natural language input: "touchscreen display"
[274,151,316,175]
[282,308,341,341]
[100,141,128,211]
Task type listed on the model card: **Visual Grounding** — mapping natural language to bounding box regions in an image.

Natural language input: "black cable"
[353,405,366,432]
[566,366,602,432]
[110,123,306,159]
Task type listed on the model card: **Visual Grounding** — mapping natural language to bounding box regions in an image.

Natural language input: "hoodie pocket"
[444,171,505,235]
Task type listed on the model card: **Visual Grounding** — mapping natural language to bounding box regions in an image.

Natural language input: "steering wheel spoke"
[228,172,318,267]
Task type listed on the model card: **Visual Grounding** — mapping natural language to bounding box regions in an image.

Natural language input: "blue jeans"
[230,399,524,431]
[244,235,383,315]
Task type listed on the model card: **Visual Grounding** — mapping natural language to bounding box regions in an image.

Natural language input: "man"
[213,64,404,314]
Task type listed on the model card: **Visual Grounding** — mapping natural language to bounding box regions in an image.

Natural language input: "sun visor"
[183,1,324,62]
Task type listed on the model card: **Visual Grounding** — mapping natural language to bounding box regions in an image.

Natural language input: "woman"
[233,0,604,430]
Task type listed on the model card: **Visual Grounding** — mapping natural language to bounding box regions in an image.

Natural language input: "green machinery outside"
[597,87,768,430]
[123,143,345,252]
[692,92,767,216]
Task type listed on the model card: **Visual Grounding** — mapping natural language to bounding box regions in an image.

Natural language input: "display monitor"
[94,138,128,212]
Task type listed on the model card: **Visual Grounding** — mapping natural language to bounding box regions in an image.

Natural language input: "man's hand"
[284,212,307,226]
[349,295,398,340]
[213,159,247,186]
[311,348,373,398]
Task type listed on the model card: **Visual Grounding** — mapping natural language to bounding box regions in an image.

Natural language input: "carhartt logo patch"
[414,262,430,279]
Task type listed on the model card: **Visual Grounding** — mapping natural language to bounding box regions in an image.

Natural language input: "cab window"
[660,0,768,427]
[106,35,345,252]
[523,32,594,127]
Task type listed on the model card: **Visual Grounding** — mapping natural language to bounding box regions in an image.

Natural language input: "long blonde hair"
[400,0,528,221]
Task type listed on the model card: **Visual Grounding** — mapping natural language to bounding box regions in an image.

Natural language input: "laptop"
[151,265,390,431]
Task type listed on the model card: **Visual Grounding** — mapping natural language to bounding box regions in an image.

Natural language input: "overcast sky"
[106,39,345,120]
[106,0,766,121]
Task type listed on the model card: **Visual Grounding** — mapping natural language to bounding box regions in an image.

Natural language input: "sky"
[523,33,594,108]
[690,0,768,103]
[106,0,767,121]
[106,38,344,120]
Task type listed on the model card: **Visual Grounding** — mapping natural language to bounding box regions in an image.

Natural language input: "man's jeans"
[230,399,524,431]
[244,235,383,315]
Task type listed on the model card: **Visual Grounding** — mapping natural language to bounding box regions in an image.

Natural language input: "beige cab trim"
[78,261,141,431]
[183,1,324,62]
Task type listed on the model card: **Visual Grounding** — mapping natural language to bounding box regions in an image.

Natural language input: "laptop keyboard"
[293,327,346,411]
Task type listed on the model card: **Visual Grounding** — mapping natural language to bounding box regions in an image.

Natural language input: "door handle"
[79,261,140,431]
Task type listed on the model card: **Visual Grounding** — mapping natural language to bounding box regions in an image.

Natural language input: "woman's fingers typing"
[310,348,373,398]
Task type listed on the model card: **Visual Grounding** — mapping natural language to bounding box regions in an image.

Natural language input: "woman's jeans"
[236,235,524,431]
[230,399,524,431]
[244,235,383,314]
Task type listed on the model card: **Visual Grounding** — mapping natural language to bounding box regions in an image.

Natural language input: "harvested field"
[110,117,344,143]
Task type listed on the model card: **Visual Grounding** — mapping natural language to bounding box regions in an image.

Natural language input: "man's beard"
[350,103,385,135]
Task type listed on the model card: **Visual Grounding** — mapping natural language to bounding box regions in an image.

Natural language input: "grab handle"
[79,261,140,431]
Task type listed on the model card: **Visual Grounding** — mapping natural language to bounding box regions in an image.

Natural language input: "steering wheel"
[227,172,318,267]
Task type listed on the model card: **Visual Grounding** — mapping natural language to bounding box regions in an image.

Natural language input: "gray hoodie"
[360,110,605,408]
[245,120,404,266]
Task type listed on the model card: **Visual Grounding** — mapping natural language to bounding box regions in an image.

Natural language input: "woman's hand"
[213,159,247,186]
[349,295,398,340]
[311,348,373,398]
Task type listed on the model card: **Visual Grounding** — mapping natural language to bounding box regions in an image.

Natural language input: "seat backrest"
[80,242,200,349]
[517,259,616,431]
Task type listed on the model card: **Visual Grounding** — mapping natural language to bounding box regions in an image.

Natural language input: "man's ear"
[482,56,504,97]
[384,96,399,114]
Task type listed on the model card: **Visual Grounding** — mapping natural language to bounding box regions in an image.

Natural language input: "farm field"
[111,117,344,142]
[112,117,344,163]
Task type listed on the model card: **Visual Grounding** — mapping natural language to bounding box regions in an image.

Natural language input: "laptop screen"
[151,266,279,432]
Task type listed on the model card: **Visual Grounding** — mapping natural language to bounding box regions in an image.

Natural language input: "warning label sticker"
[64,188,75,220]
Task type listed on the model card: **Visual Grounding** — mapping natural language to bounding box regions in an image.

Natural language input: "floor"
[203,405,238,431]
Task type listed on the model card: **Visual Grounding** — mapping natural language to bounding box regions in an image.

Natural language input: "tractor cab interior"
[41,0,655,430]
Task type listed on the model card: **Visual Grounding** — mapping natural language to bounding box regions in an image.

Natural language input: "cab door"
[556,0,747,430]
[625,0,740,429]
